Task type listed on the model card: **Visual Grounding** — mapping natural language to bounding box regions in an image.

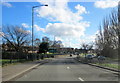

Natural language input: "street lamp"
[32,4,48,53]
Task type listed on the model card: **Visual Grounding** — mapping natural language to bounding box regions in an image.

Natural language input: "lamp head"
[44,4,48,6]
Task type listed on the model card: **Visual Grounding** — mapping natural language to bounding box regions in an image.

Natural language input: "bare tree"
[81,43,93,56]
[81,43,93,50]
[81,43,88,50]
[95,5,119,58]
[1,25,30,52]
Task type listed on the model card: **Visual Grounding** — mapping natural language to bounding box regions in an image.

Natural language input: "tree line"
[1,25,63,61]
[95,3,120,58]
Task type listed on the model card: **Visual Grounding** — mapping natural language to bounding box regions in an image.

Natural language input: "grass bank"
[95,63,120,70]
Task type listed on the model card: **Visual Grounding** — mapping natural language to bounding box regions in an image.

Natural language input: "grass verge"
[0,59,31,67]
[95,63,120,70]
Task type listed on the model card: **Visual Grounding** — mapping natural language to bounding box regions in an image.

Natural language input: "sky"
[1,0,119,48]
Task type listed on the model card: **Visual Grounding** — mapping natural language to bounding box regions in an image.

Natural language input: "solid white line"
[78,77,84,81]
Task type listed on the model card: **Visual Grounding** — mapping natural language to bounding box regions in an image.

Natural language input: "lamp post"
[32,4,48,54]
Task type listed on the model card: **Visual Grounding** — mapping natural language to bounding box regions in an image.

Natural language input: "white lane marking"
[67,67,70,69]
[78,77,84,81]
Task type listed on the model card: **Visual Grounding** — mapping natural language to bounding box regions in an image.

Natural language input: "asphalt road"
[15,55,118,81]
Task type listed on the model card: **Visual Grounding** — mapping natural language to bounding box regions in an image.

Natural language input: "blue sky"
[2,0,118,48]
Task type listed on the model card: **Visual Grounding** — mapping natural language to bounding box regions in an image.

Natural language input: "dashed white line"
[67,67,70,69]
[78,77,84,81]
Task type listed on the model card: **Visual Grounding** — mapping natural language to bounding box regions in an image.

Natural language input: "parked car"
[92,55,98,58]
[97,56,106,60]
[85,55,94,59]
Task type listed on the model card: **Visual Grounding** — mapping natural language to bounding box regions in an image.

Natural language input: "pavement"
[2,59,51,82]
[7,55,118,81]
[75,58,120,73]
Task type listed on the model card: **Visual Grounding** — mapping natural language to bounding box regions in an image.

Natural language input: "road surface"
[15,55,118,81]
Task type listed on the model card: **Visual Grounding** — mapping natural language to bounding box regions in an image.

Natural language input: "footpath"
[2,59,51,82]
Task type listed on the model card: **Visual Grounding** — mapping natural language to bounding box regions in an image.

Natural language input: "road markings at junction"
[78,77,84,81]
[67,67,70,69]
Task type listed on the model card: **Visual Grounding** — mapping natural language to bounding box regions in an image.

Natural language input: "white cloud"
[45,22,90,37]
[94,0,118,9]
[26,30,31,34]
[58,31,97,48]
[36,0,89,24]
[2,2,12,8]
[52,33,96,48]
[34,24,45,32]
[22,23,29,28]
[55,36,63,41]
[36,0,90,37]
[35,0,92,48]
[13,27,31,35]
[75,4,87,14]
